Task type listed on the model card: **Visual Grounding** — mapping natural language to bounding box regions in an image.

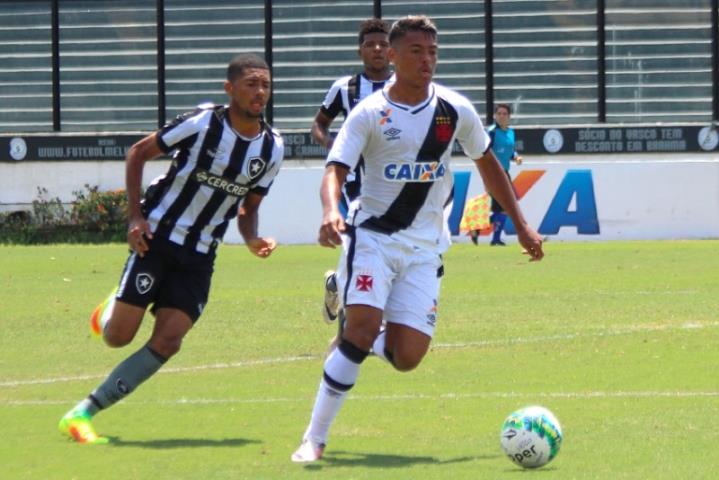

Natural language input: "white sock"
[98,288,118,334]
[100,297,115,333]
[371,328,389,363]
[305,346,362,445]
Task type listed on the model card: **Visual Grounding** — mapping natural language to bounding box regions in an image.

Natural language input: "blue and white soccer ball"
[500,405,563,469]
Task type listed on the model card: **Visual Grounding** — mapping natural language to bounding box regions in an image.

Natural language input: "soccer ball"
[499,405,563,469]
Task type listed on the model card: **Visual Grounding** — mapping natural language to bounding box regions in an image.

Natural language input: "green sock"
[89,345,167,411]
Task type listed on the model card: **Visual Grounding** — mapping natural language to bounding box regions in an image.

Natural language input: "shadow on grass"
[105,436,260,450]
[303,450,498,470]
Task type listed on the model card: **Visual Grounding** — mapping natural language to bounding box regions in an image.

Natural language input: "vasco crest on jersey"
[355,273,374,292]
[434,116,454,142]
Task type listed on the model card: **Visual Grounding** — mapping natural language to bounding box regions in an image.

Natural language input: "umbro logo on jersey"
[383,127,402,140]
[384,161,447,182]
[194,168,250,197]
[205,146,225,158]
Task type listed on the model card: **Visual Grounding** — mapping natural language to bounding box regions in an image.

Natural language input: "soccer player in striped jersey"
[59,53,284,444]
[312,18,393,327]
[291,16,544,462]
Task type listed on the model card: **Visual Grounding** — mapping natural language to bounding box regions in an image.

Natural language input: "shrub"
[71,185,128,236]
[0,185,129,244]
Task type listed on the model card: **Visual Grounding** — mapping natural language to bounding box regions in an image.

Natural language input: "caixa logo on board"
[384,162,447,182]
[449,169,600,236]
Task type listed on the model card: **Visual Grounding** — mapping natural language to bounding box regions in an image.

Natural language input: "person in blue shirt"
[471,103,523,246]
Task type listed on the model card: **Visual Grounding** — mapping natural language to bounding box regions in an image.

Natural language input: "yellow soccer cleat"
[58,411,108,445]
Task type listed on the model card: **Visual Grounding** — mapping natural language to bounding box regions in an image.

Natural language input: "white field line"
[1,321,717,389]
[4,390,719,407]
[0,356,315,388]
[432,321,719,350]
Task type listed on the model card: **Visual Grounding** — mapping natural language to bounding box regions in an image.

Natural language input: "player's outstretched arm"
[474,151,544,261]
[238,192,277,258]
[318,164,349,248]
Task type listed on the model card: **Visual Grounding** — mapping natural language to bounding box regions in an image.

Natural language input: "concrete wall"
[1,153,717,244]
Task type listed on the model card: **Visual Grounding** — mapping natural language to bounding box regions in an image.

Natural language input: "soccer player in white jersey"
[312,18,393,326]
[59,54,284,444]
[291,16,544,462]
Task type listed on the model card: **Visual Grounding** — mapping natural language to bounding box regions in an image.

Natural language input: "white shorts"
[335,227,444,338]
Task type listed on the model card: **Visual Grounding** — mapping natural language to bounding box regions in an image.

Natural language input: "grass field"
[1,240,718,479]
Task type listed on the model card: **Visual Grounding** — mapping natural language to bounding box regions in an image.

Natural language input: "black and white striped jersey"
[143,104,284,254]
[320,72,393,120]
[327,83,490,254]
[320,72,394,207]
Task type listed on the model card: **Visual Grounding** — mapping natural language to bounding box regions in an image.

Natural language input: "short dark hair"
[495,103,512,114]
[389,15,437,45]
[358,18,390,45]
[227,53,269,82]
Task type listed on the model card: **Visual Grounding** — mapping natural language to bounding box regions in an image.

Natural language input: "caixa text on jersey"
[384,162,446,182]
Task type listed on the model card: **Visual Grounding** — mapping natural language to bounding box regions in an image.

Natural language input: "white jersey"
[327,83,490,254]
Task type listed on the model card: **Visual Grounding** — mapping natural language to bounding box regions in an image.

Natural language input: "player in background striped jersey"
[312,18,393,330]
[292,15,544,463]
[59,54,283,444]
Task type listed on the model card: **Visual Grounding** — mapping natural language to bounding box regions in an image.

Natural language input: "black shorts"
[116,237,215,323]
